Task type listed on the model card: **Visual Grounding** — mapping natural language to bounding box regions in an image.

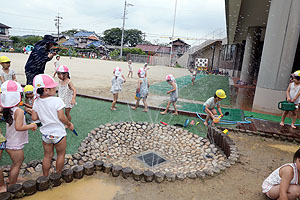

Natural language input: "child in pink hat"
[31,74,74,176]
[0,80,37,188]
[56,65,76,122]
[110,67,125,111]
[131,68,149,112]
[160,74,178,115]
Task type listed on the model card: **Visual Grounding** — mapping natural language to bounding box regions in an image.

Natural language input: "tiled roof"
[0,23,11,28]
[87,36,99,41]
[62,38,77,46]
[87,41,104,48]
[74,31,95,37]
[136,44,170,53]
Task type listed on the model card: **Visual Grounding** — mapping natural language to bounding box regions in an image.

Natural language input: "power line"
[0,11,49,20]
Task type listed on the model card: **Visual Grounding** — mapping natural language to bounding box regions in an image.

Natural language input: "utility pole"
[54,14,63,42]
[169,0,178,67]
[120,0,133,59]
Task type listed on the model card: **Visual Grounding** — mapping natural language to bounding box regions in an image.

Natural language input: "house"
[0,23,12,46]
[51,34,68,45]
[73,31,99,48]
[135,44,170,56]
[170,38,190,57]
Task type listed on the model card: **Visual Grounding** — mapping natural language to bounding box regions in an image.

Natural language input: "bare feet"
[160,111,167,115]
[142,110,148,112]
[131,106,136,110]
[110,108,117,111]
[280,122,284,126]
[0,185,6,193]
[172,112,178,115]
[291,124,296,129]
[204,121,208,126]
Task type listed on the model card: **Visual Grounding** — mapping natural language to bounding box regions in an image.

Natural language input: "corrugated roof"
[87,41,104,48]
[62,38,77,46]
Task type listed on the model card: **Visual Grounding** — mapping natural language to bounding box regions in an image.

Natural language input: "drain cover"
[137,152,166,167]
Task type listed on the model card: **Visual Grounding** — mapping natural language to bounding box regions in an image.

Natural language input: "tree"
[23,36,43,46]
[102,27,145,47]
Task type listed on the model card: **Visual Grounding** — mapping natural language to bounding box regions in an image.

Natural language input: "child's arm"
[0,76,4,84]
[286,84,292,101]
[24,98,33,109]
[205,106,214,118]
[279,166,294,200]
[57,109,74,130]
[31,110,39,121]
[167,82,177,94]
[14,108,37,131]
[12,74,17,82]
[122,75,126,83]
[217,105,223,116]
[68,80,77,105]
[136,79,142,93]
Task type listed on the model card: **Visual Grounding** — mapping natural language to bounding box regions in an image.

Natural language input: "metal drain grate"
[137,152,166,167]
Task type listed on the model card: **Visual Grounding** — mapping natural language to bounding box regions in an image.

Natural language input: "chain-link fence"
[128,54,171,66]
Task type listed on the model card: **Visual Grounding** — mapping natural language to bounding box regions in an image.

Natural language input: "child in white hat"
[127,60,133,78]
[160,74,178,115]
[110,67,125,111]
[131,68,149,112]
[31,74,74,176]
[56,65,76,122]
[0,80,37,187]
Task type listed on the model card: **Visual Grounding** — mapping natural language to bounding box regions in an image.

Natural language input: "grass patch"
[1,96,207,165]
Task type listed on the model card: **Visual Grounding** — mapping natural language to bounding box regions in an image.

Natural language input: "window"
[0,28,5,35]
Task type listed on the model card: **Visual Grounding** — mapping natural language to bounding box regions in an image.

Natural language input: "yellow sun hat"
[216,89,226,99]
[24,85,34,93]
[0,56,11,63]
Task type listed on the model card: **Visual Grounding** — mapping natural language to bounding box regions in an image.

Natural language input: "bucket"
[278,101,296,111]
[213,115,220,123]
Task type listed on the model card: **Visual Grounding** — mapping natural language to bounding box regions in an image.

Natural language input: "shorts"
[0,141,6,150]
[42,135,65,144]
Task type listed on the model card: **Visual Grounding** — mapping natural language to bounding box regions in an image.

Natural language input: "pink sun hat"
[56,65,69,73]
[33,74,58,89]
[166,74,175,81]
[114,67,122,76]
[0,80,23,108]
[137,68,146,77]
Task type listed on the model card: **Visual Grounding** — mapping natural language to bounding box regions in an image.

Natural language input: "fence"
[128,54,171,66]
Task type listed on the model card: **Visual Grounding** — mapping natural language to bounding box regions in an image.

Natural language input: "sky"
[1,0,226,46]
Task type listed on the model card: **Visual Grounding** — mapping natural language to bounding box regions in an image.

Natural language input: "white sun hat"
[137,68,146,78]
[165,74,175,81]
[0,80,23,108]
[33,74,58,89]
[114,67,122,77]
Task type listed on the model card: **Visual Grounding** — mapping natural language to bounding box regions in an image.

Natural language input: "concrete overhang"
[225,0,271,44]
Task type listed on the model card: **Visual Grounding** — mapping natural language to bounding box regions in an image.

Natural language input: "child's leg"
[142,98,148,112]
[204,114,210,126]
[291,110,297,128]
[42,142,54,177]
[54,137,66,174]
[172,102,178,115]
[0,149,5,190]
[111,93,118,110]
[130,71,133,78]
[65,108,72,122]
[6,149,24,186]
[160,101,171,114]
[131,98,141,110]
[280,111,289,126]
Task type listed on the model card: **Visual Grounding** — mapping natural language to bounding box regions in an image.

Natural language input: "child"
[143,63,150,77]
[127,60,133,78]
[0,129,6,192]
[57,65,76,122]
[0,56,17,84]
[53,55,60,78]
[110,67,125,111]
[280,71,300,129]
[131,68,149,112]
[23,85,34,115]
[203,89,226,126]
[262,147,300,199]
[191,68,197,86]
[160,74,178,115]
[31,74,74,176]
[1,80,37,186]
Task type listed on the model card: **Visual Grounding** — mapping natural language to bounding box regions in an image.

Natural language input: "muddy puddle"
[23,177,122,200]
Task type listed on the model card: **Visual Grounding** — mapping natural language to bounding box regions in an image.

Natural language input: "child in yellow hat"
[0,56,17,84]
[24,85,34,115]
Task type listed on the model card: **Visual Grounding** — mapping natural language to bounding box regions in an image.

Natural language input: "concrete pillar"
[252,0,300,114]
[240,27,261,84]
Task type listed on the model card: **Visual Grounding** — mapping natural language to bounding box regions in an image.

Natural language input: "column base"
[252,87,286,114]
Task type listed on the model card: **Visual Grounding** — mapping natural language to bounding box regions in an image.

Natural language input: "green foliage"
[122,48,147,56]
[23,36,43,46]
[9,35,42,47]
[102,27,145,47]
[109,49,120,59]
[175,63,182,68]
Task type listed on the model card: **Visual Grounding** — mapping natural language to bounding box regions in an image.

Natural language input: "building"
[135,44,170,56]
[225,0,300,114]
[0,23,11,46]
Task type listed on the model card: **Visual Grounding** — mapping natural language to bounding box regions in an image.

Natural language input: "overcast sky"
[1,0,226,46]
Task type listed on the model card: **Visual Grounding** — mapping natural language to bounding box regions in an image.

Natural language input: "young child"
[1,80,37,186]
[143,63,150,77]
[0,129,6,192]
[127,60,133,78]
[31,74,74,176]
[53,55,60,78]
[0,56,17,84]
[160,74,178,115]
[57,65,76,122]
[262,147,300,199]
[23,85,34,115]
[131,68,149,112]
[191,68,197,86]
[110,67,125,111]
[280,71,300,129]
[203,89,226,126]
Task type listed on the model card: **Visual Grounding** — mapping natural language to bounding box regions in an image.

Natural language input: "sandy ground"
[1,53,297,199]
[2,52,190,106]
